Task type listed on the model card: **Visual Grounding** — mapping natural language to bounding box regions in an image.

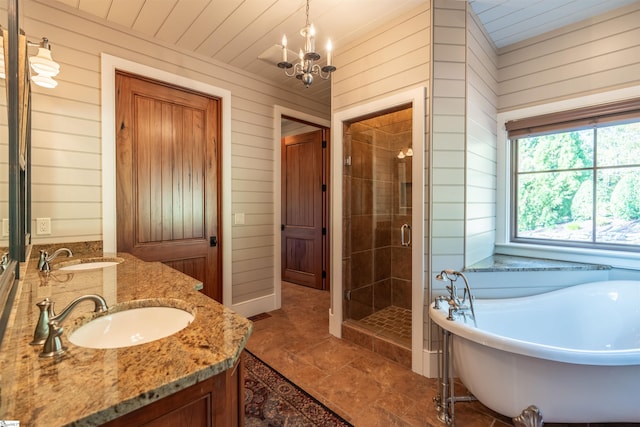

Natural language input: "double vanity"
[0,245,252,425]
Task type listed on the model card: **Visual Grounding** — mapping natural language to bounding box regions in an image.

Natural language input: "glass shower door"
[342,107,413,346]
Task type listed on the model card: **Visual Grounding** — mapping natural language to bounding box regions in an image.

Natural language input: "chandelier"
[277,0,336,88]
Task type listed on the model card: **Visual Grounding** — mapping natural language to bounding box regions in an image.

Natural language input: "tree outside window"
[513,121,640,249]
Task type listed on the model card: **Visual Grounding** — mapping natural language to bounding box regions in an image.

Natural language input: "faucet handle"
[39,320,66,358]
[31,298,55,345]
[38,250,50,271]
[1,252,8,270]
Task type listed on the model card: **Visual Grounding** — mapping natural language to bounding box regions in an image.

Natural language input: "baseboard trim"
[423,349,439,378]
[231,293,278,318]
[329,310,342,337]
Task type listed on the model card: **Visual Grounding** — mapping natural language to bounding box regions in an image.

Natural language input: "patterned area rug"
[243,351,353,427]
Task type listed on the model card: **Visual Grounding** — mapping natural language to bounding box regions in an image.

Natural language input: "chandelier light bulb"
[309,24,316,51]
[281,35,288,62]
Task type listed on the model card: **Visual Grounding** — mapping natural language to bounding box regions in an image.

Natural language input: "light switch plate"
[234,213,245,225]
[2,219,8,237]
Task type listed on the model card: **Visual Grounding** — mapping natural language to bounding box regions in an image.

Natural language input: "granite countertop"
[0,248,252,426]
[465,254,611,272]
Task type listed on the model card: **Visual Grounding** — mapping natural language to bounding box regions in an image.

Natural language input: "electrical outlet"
[36,218,51,235]
[2,219,8,237]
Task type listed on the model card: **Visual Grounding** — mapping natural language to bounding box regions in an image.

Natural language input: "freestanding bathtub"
[430,280,640,423]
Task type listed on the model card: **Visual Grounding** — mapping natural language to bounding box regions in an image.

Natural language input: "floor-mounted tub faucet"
[435,269,477,327]
[38,247,73,272]
[32,294,108,357]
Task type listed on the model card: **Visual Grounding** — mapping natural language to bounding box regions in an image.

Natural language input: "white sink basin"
[69,305,194,349]
[58,257,124,271]
[59,261,119,271]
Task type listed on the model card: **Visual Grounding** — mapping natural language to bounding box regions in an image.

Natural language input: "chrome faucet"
[38,247,73,272]
[1,252,8,271]
[32,294,108,356]
[435,269,477,327]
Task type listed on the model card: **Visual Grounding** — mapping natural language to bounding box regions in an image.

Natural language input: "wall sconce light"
[0,32,60,88]
[28,37,60,88]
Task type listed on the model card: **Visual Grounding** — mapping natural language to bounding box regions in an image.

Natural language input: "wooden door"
[281,129,325,289]
[116,71,222,301]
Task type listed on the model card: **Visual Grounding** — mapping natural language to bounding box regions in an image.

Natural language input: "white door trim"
[330,87,427,375]
[100,53,233,307]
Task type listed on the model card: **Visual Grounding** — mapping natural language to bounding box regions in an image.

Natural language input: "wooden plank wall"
[498,1,640,111]
[332,3,431,111]
[430,0,466,274]
[6,0,329,305]
[465,8,498,266]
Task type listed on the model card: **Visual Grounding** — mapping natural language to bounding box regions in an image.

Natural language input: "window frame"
[495,86,640,270]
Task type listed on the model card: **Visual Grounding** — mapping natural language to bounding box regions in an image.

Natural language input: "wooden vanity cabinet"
[103,353,244,427]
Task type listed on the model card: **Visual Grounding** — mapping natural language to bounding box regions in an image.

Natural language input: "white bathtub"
[430,280,640,423]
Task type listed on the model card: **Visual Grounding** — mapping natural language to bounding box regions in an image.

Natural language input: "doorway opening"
[280,116,330,291]
[340,105,414,367]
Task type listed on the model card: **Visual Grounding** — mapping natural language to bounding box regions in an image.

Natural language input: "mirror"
[0,5,8,270]
[0,0,20,346]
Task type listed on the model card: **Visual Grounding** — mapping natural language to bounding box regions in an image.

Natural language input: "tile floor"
[359,305,413,343]
[246,282,640,426]
[245,282,514,426]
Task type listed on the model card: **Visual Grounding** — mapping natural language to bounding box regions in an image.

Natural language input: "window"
[506,99,640,251]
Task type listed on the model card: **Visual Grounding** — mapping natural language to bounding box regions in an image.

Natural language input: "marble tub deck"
[0,249,252,426]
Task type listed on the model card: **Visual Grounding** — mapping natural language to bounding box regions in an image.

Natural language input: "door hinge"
[281,224,285,231]
[209,236,217,247]
[322,184,327,192]
[322,227,327,235]
[322,140,327,148]
[322,270,327,279]
[344,290,352,301]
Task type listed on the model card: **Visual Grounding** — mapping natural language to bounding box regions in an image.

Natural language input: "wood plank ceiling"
[45,0,638,98]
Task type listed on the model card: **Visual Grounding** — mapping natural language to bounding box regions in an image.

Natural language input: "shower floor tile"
[358,305,412,343]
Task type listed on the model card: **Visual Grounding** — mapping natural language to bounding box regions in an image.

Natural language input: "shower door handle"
[401,224,411,247]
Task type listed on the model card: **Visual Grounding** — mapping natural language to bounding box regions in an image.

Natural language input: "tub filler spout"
[435,269,476,327]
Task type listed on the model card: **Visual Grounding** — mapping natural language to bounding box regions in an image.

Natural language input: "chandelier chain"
[305,0,310,28]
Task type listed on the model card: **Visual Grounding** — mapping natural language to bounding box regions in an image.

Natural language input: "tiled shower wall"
[343,108,413,321]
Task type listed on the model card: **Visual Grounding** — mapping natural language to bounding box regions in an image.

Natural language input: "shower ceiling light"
[397,147,413,159]
[277,0,336,88]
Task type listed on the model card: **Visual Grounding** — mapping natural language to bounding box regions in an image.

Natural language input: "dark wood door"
[281,129,325,289]
[116,71,222,301]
